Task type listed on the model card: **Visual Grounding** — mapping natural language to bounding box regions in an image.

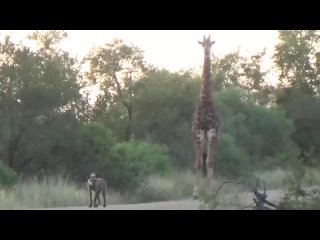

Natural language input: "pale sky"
[0,30,279,83]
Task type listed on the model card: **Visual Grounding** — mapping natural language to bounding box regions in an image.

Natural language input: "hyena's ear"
[95,173,98,178]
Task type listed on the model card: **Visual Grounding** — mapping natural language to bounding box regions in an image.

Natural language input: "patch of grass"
[253,168,320,190]
[198,179,249,210]
[253,168,289,189]
[131,168,320,209]
[275,167,320,210]
[0,175,124,209]
[277,186,320,210]
[125,168,320,208]
[131,171,250,208]
[2,168,320,209]
[131,171,196,203]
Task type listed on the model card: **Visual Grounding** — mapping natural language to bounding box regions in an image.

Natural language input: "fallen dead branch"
[251,180,278,210]
[207,179,279,210]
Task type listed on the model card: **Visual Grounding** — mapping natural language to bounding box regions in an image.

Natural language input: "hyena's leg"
[102,189,106,207]
[97,193,101,206]
[94,190,101,207]
[89,190,93,208]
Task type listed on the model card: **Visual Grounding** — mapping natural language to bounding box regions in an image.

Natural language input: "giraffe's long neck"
[200,48,213,104]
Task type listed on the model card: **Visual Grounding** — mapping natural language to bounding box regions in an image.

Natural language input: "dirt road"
[35,199,200,210]
[33,189,285,210]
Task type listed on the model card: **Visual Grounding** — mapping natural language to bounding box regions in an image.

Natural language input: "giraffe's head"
[198,35,215,53]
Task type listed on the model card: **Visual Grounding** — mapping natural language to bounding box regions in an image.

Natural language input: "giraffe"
[191,35,220,199]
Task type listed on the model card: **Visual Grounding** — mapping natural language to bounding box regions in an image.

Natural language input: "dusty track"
[32,189,285,210]
[34,199,200,210]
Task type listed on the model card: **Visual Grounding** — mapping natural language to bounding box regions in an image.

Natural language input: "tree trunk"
[8,136,20,170]
[125,104,132,141]
[16,156,33,174]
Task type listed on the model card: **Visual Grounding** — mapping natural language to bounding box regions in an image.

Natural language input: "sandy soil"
[31,189,286,210]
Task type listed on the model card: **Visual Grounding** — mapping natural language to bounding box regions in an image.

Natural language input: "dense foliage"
[1,30,319,193]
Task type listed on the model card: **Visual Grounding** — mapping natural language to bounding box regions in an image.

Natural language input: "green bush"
[214,87,300,176]
[50,122,116,182]
[0,161,17,188]
[108,139,173,192]
[216,133,249,178]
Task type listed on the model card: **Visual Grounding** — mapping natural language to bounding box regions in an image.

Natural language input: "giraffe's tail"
[202,152,207,177]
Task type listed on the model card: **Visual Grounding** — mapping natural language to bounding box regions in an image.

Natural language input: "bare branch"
[17,156,33,172]
[212,181,245,202]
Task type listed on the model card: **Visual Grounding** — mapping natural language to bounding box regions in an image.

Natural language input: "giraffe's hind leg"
[202,152,207,178]
[193,144,202,200]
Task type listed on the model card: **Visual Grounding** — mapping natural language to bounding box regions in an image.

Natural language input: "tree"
[212,50,274,105]
[0,31,82,175]
[273,30,320,166]
[273,30,320,96]
[275,88,320,166]
[132,69,200,168]
[240,50,274,105]
[85,39,149,140]
[211,51,243,91]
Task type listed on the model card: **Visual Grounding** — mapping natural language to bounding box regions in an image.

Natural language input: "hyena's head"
[87,173,97,187]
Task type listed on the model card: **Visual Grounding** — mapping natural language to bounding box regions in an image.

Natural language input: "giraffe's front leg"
[193,131,204,200]
[207,129,218,194]
[193,153,201,200]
